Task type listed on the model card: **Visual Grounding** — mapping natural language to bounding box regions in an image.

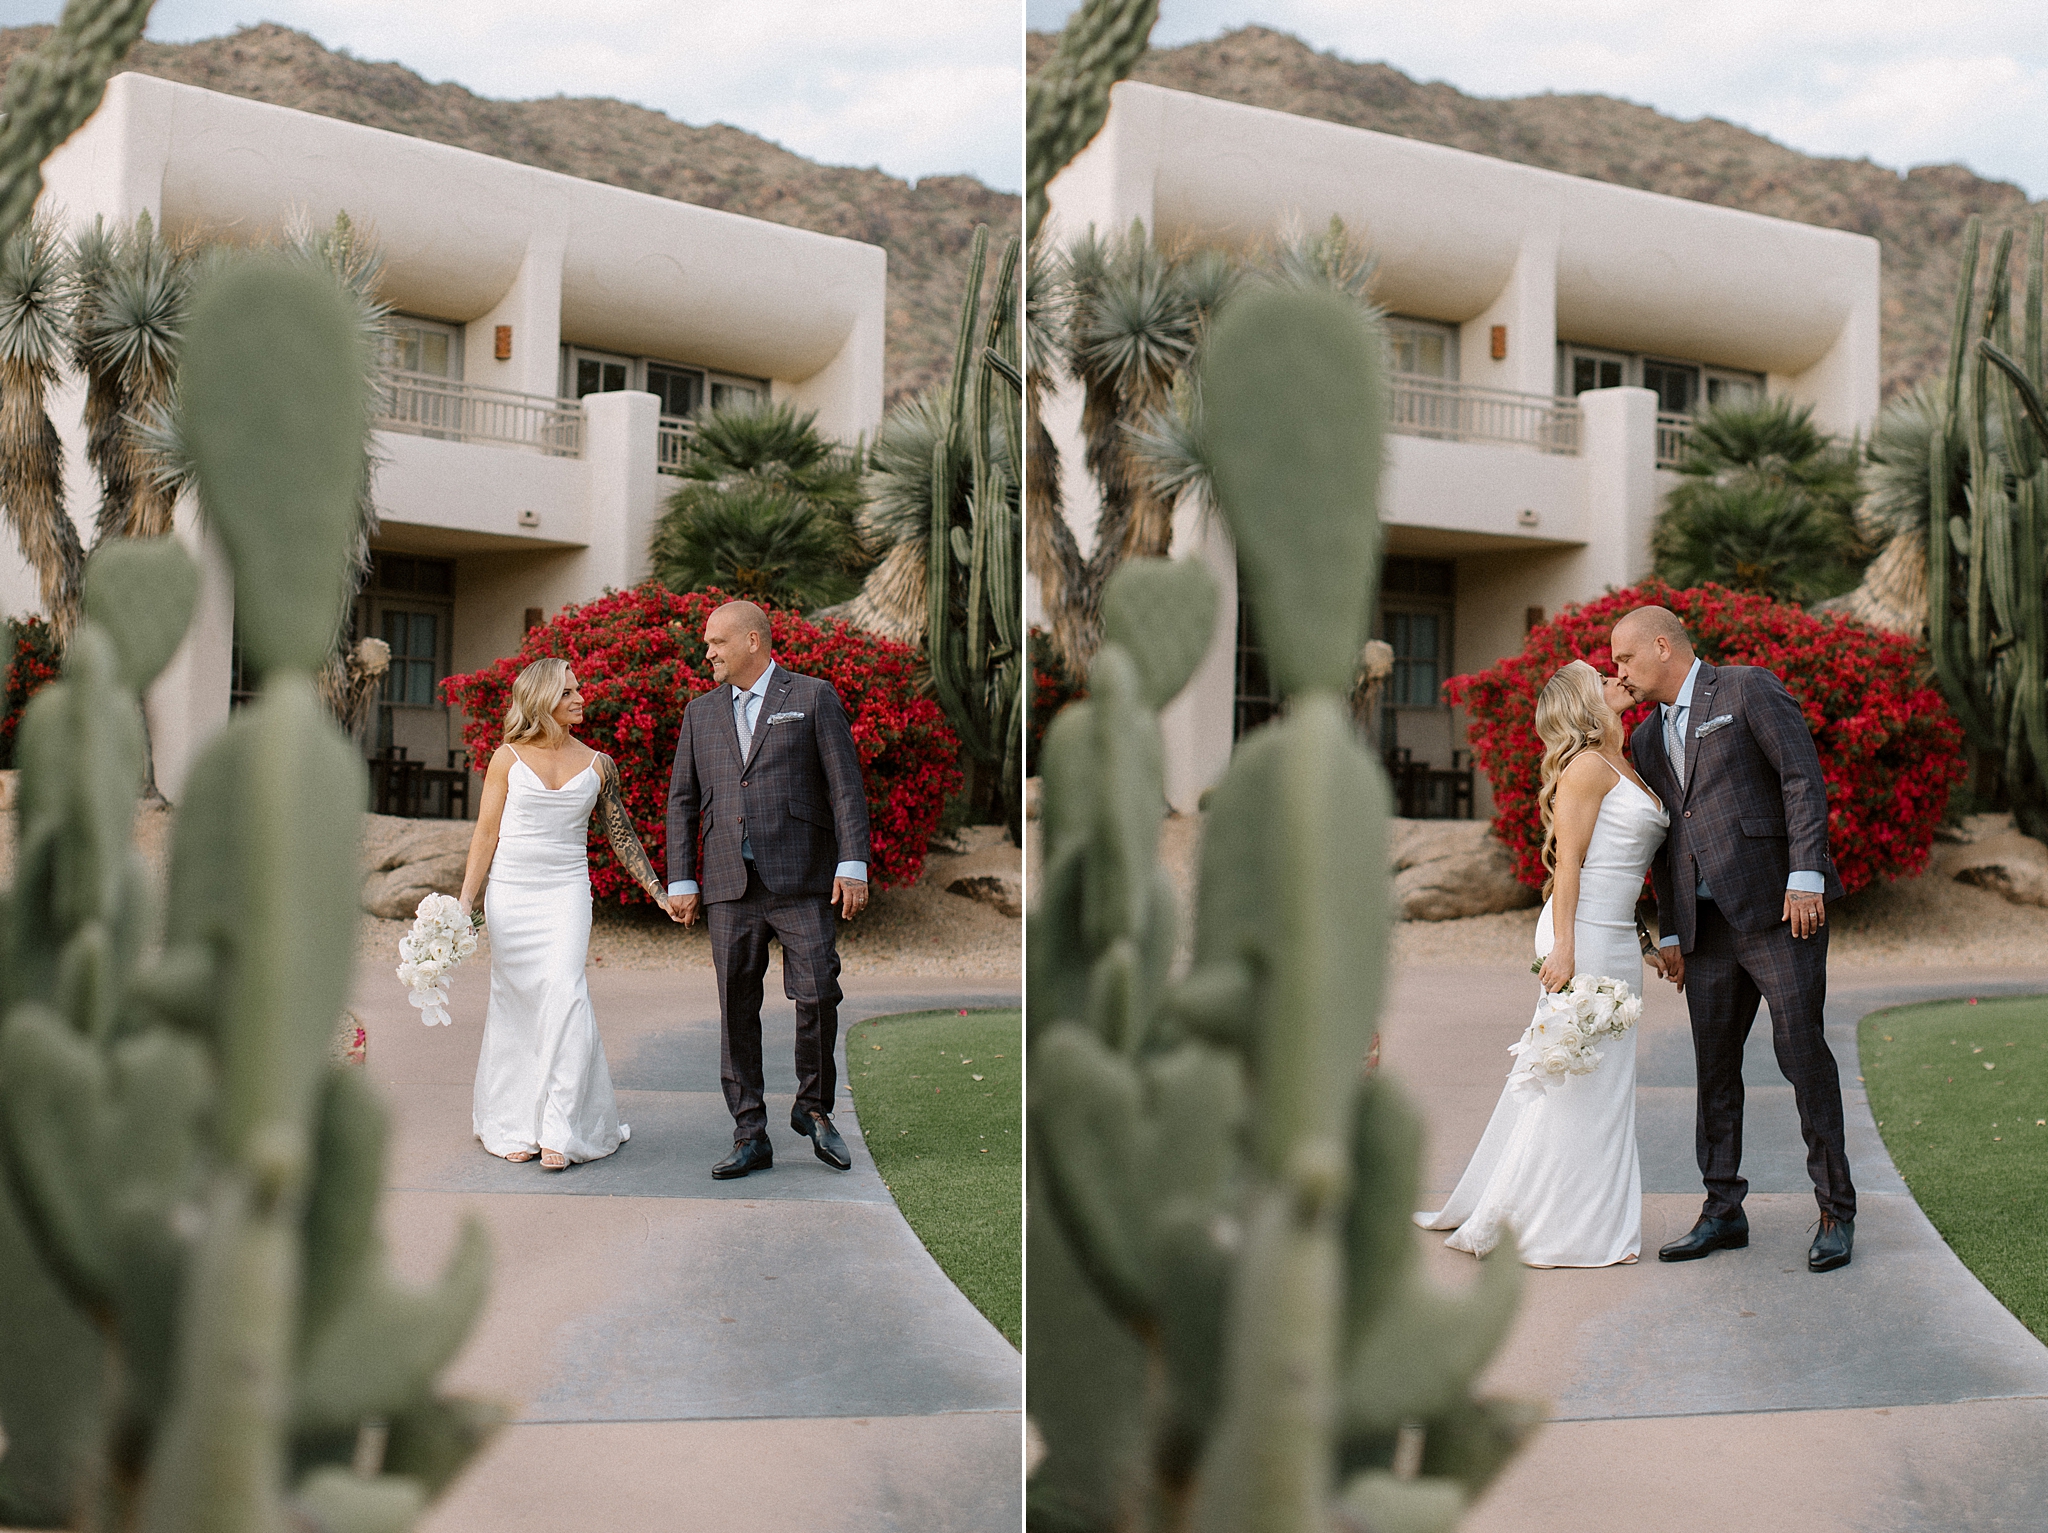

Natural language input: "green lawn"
[1861,996,2048,1343]
[847,1008,1021,1348]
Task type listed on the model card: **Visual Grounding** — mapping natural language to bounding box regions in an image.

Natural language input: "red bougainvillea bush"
[2,617,61,768]
[443,585,962,906]
[1445,581,1966,896]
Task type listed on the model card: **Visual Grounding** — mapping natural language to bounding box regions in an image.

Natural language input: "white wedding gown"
[472,755,629,1164]
[1415,762,1668,1267]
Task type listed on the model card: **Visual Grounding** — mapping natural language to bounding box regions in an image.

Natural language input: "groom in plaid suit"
[665,600,872,1179]
[1611,605,1856,1272]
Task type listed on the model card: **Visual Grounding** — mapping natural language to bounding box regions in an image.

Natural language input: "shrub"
[1445,580,1966,896]
[1028,625,1085,776]
[1,615,61,768]
[443,584,961,904]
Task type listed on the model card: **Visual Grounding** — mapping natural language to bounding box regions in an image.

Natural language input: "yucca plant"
[0,215,81,632]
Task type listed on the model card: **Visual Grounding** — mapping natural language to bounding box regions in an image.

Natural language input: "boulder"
[1949,828,2048,908]
[360,813,475,920]
[1390,819,1540,922]
[927,825,1023,919]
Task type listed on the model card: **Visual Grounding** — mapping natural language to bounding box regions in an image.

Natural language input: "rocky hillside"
[1030,25,2041,402]
[1,22,1019,408]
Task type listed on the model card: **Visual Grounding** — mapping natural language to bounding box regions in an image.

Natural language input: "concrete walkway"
[349,958,1022,1532]
[1385,962,2048,1533]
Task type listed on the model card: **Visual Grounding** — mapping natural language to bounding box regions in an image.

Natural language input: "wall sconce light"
[517,509,540,528]
[1491,324,1508,361]
[495,325,513,361]
[1517,507,1540,528]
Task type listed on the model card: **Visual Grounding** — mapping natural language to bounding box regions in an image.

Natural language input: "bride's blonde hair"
[1535,660,1622,897]
[504,658,573,748]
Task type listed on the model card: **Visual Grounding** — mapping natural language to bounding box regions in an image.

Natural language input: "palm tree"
[0,217,81,633]
[1652,395,1867,603]
[650,483,856,610]
[649,400,868,612]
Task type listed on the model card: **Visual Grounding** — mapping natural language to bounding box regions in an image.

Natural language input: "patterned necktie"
[735,687,756,756]
[1665,702,1687,786]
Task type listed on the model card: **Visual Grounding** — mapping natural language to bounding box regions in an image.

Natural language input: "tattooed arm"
[594,754,666,904]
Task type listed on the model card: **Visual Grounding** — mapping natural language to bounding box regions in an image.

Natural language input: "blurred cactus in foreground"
[0,130,497,1533]
[1026,284,1536,1532]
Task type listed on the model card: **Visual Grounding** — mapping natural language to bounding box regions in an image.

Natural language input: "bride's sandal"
[540,1148,568,1171]
[503,1150,537,1163]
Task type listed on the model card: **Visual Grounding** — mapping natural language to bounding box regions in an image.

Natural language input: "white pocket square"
[1694,714,1734,739]
[766,710,805,724]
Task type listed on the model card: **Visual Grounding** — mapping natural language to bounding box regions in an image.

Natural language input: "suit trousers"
[1686,898,1855,1222]
[707,863,844,1141]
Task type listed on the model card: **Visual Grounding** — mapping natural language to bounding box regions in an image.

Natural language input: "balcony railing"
[1656,413,1694,469]
[657,414,693,475]
[1388,374,1581,454]
[374,370,584,457]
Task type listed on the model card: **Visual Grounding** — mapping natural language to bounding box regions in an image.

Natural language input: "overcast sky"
[1028,0,2048,201]
[0,0,1023,192]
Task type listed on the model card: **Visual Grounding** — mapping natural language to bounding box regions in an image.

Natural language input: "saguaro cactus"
[927,223,1025,838]
[1927,213,2048,839]
[1027,285,1536,1533]
[0,244,496,1533]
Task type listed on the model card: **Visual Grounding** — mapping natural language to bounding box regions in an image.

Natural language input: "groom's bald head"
[1610,606,1695,706]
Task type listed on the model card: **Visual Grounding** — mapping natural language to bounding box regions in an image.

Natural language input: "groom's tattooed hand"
[1783,889,1825,939]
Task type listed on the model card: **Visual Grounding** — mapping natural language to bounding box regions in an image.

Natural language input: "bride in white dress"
[457,658,669,1169]
[1417,660,1670,1267]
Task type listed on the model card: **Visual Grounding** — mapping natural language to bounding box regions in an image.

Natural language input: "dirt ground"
[0,802,1020,979]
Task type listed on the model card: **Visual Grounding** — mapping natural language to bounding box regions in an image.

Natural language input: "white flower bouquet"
[397,892,481,1027]
[1506,974,1643,1097]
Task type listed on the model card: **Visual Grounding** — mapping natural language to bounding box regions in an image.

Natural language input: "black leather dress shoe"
[791,1107,852,1170]
[1657,1214,1750,1262]
[1809,1215,1854,1272]
[712,1136,773,1180]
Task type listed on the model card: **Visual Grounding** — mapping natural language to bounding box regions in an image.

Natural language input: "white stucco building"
[4,71,887,805]
[1040,82,1881,816]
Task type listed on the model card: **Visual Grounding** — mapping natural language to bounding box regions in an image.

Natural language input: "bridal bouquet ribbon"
[397,893,480,1027]
[1506,974,1642,1097]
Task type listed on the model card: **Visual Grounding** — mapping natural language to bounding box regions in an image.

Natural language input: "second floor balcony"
[376,370,584,457]
[1389,374,1582,455]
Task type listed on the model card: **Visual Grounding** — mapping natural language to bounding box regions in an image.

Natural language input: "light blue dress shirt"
[1656,657,1823,948]
[668,659,869,898]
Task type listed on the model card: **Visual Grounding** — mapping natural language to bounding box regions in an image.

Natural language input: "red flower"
[1,616,61,768]
[1444,580,1965,896]
[442,585,963,907]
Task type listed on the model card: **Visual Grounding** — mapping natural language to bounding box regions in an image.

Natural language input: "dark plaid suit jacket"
[665,664,872,903]
[1630,662,1843,951]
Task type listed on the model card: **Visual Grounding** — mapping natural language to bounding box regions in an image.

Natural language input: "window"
[1233,585,1281,741]
[567,349,632,398]
[1706,369,1764,409]
[1561,347,1628,396]
[710,377,763,413]
[384,316,463,379]
[1386,316,1458,380]
[1641,359,1700,416]
[646,361,705,418]
[1379,557,1455,711]
[381,610,441,706]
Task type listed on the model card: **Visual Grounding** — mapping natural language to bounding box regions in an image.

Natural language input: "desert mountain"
[1030,25,2039,402]
[0,22,1019,408]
